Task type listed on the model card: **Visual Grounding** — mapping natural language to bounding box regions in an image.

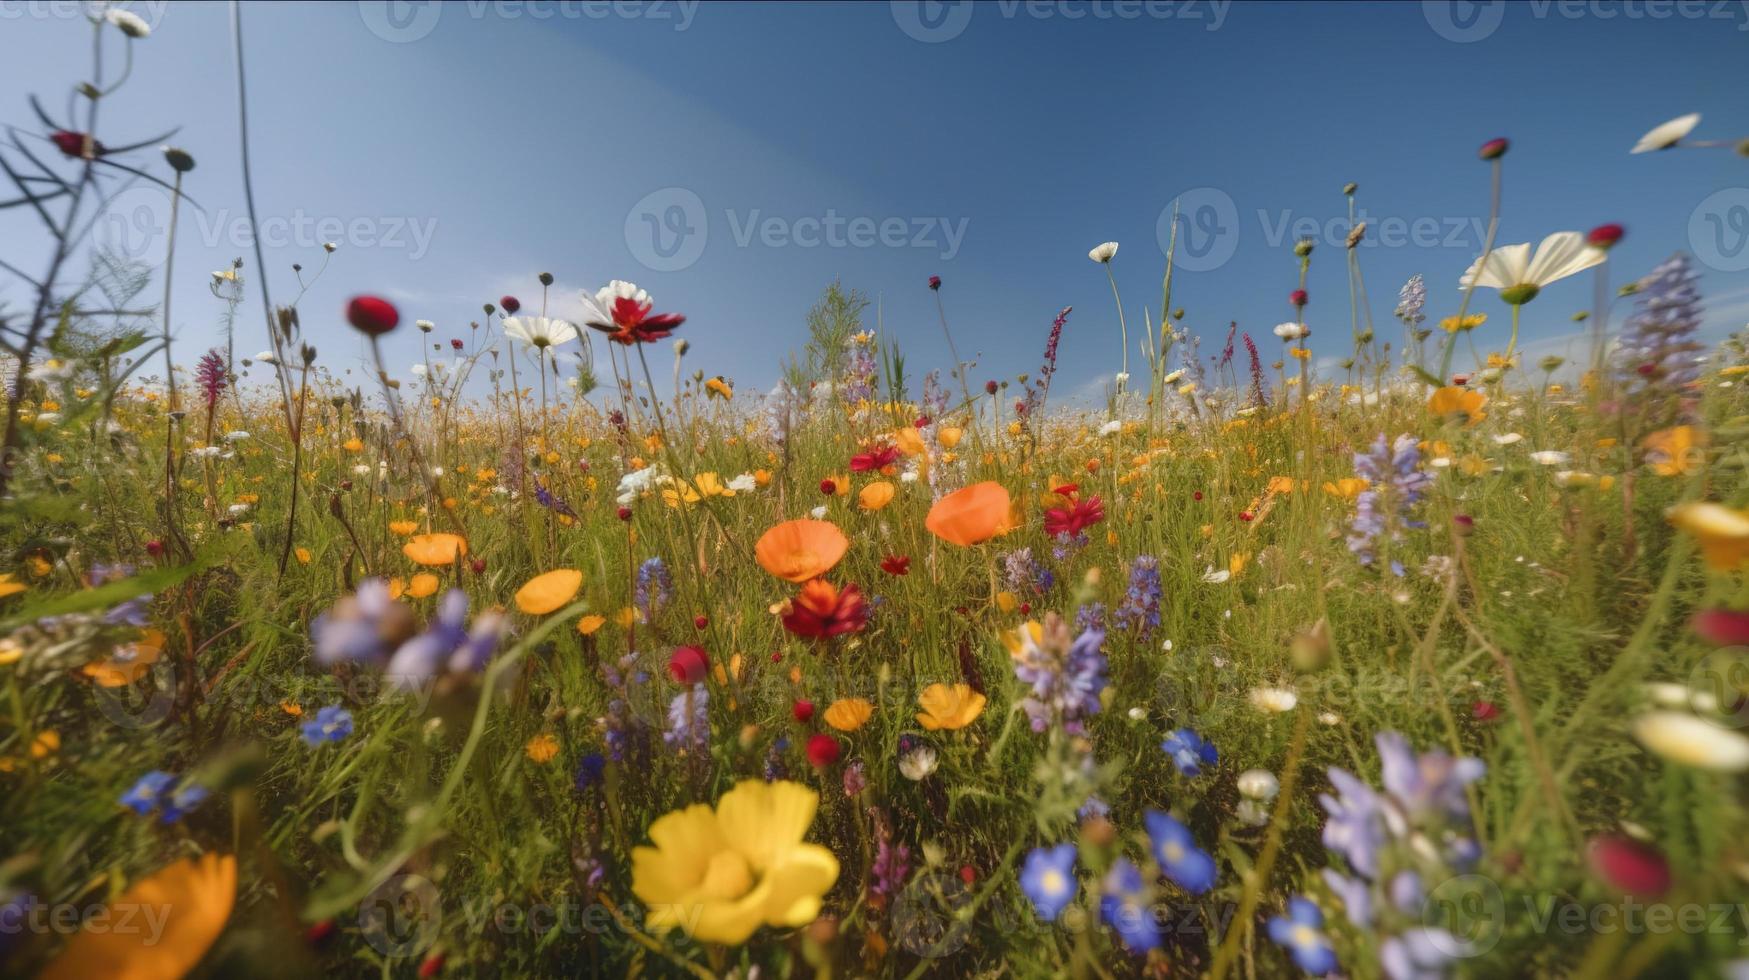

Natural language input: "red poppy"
[881,554,911,577]
[667,645,709,685]
[806,733,841,767]
[1471,700,1500,722]
[782,579,869,639]
[1587,836,1670,898]
[850,443,901,473]
[1692,609,1749,647]
[583,293,684,345]
[1044,494,1105,538]
[346,296,400,336]
[792,699,815,723]
[499,295,521,314]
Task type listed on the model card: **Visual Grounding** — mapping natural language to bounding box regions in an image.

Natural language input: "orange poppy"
[403,532,467,566]
[516,569,583,615]
[41,852,236,980]
[407,572,440,598]
[755,519,849,582]
[82,629,166,687]
[926,481,1012,546]
[858,481,896,512]
[916,683,986,731]
[1427,386,1486,425]
[824,698,875,731]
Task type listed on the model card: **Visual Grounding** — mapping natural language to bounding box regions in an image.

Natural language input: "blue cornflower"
[1268,897,1338,974]
[1019,843,1078,922]
[1099,858,1158,953]
[159,783,210,824]
[1143,810,1216,895]
[534,479,577,519]
[119,770,176,815]
[382,589,506,689]
[1162,727,1218,777]
[574,752,606,793]
[302,704,354,745]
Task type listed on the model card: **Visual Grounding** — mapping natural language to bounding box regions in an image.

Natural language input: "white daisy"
[1249,687,1299,713]
[1459,232,1606,305]
[501,316,579,351]
[1630,113,1700,154]
[1273,322,1309,340]
[1088,241,1119,263]
[105,7,151,38]
[1528,451,1571,466]
[1631,711,1749,772]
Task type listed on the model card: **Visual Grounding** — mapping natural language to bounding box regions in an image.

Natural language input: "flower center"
[697,850,754,901]
[1039,870,1066,896]
[1292,924,1317,947]
[1499,283,1540,305]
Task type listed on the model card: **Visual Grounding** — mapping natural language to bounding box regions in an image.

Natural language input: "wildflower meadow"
[3,5,1749,979]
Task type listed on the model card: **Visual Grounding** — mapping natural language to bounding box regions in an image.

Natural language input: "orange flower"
[916,683,986,731]
[403,532,467,566]
[516,569,583,615]
[82,629,166,687]
[1669,502,1749,571]
[40,852,236,980]
[1427,386,1486,425]
[576,614,607,636]
[525,733,560,763]
[824,698,874,731]
[1642,425,1706,477]
[755,519,849,582]
[389,520,418,536]
[858,481,896,512]
[925,481,1012,546]
[1322,477,1369,499]
[407,572,440,599]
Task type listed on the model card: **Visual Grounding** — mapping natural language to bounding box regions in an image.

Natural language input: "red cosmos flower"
[881,554,911,576]
[50,130,104,158]
[499,295,521,314]
[579,281,684,345]
[1290,289,1308,307]
[1043,493,1104,538]
[450,338,464,350]
[928,275,941,291]
[793,699,815,723]
[806,733,841,767]
[850,443,901,473]
[667,645,709,685]
[346,295,400,336]
[1471,700,1500,722]
[1587,835,1670,898]
[782,579,869,639]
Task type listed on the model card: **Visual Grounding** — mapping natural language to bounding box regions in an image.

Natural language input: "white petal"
[1630,113,1700,154]
[1525,232,1606,288]
[1460,242,1531,290]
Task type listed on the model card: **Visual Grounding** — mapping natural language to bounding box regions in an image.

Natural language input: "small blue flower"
[1268,896,1338,974]
[1099,858,1158,953]
[1143,810,1216,895]
[302,704,354,745]
[1162,727,1218,777]
[574,752,607,793]
[1019,843,1078,921]
[119,770,175,815]
[158,783,210,825]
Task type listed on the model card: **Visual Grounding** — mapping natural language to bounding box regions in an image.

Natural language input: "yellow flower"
[937,426,963,450]
[516,569,583,615]
[614,606,641,628]
[403,533,467,566]
[343,437,365,452]
[525,733,560,763]
[577,614,607,636]
[1427,386,1486,426]
[823,698,874,732]
[1440,313,1487,333]
[1642,426,1706,477]
[407,572,440,599]
[82,629,166,687]
[40,853,236,980]
[705,376,733,400]
[1457,454,1494,477]
[1322,477,1368,499]
[0,573,26,598]
[1669,502,1749,571]
[893,427,926,457]
[632,780,839,945]
[916,683,986,731]
[295,547,312,565]
[31,729,60,758]
[857,481,895,512]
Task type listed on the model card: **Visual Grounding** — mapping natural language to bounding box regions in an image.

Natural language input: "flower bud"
[1586,223,1625,249]
[345,295,400,336]
[1478,137,1509,160]
[162,146,195,172]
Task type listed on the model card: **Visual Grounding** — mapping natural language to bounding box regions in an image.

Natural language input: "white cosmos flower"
[1528,450,1570,466]
[1630,113,1700,154]
[726,473,757,493]
[809,505,829,520]
[1249,687,1299,713]
[106,8,151,38]
[1631,711,1749,772]
[1459,232,1606,304]
[410,364,428,378]
[27,359,74,381]
[189,446,223,459]
[1492,433,1523,446]
[1088,241,1119,263]
[1237,769,1280,800]
[1099,419,1123,436]
[253,350,276,363]
[1200,567,1231,584]
[415,319,435,332]
[1273,322,1309,340]
[501,316,579,350]
[352,464,371,475]
[227,503,251,515]
[1643,682,1718,714]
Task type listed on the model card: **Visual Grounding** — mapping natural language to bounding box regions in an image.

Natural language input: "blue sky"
[3,0,1747,401]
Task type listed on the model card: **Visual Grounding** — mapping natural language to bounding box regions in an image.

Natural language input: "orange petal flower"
[916,682,986,731]
[82,629,166,688]
[926,481,1012,546]
[1669,502,1749,571]
[1427,386,1486,425]
[824,698,875,731]
[755,519,849,582]
[407,572,440,598]
[403,532,467,566]
[516,569,583,615]
[41,852,236,980]
[858,481,896,512]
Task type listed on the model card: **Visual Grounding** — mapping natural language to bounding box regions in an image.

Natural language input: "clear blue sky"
[4,1,1747,400]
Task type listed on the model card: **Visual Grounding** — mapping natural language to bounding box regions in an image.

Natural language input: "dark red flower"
[450,338,464,350]
[1471,700,1500,722]
[469,558,486,575]
[913,415,932,428]
[1587,835,1670,898]
[850,443,901,473]
[144,539,165,557]
[984,380,999,395]
[304,919,336,945]
[418,953,445,980]
[782,579,869,640]
[668,645,709,685]
[1052,483,1080,496]
[928,275,941,291]
[582,292,685,345]
[693,615,708,630]
[1290,289,1308,307]
[792,699,815,723]
[1452,374,1470,386]
[1044,495,1105,538]
[819,478,837,495]
[959,865,976,885]
[617,506,633,521]
[881,554,911,576]
[1587,223,1625,249]
[1478,137,1509,160]
[806,733,841,767]
[346,295,400,336]
[499,295,521,314]
[1693,609,1749,647]
[49,130,103,158]
[1453,513,1475,535]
